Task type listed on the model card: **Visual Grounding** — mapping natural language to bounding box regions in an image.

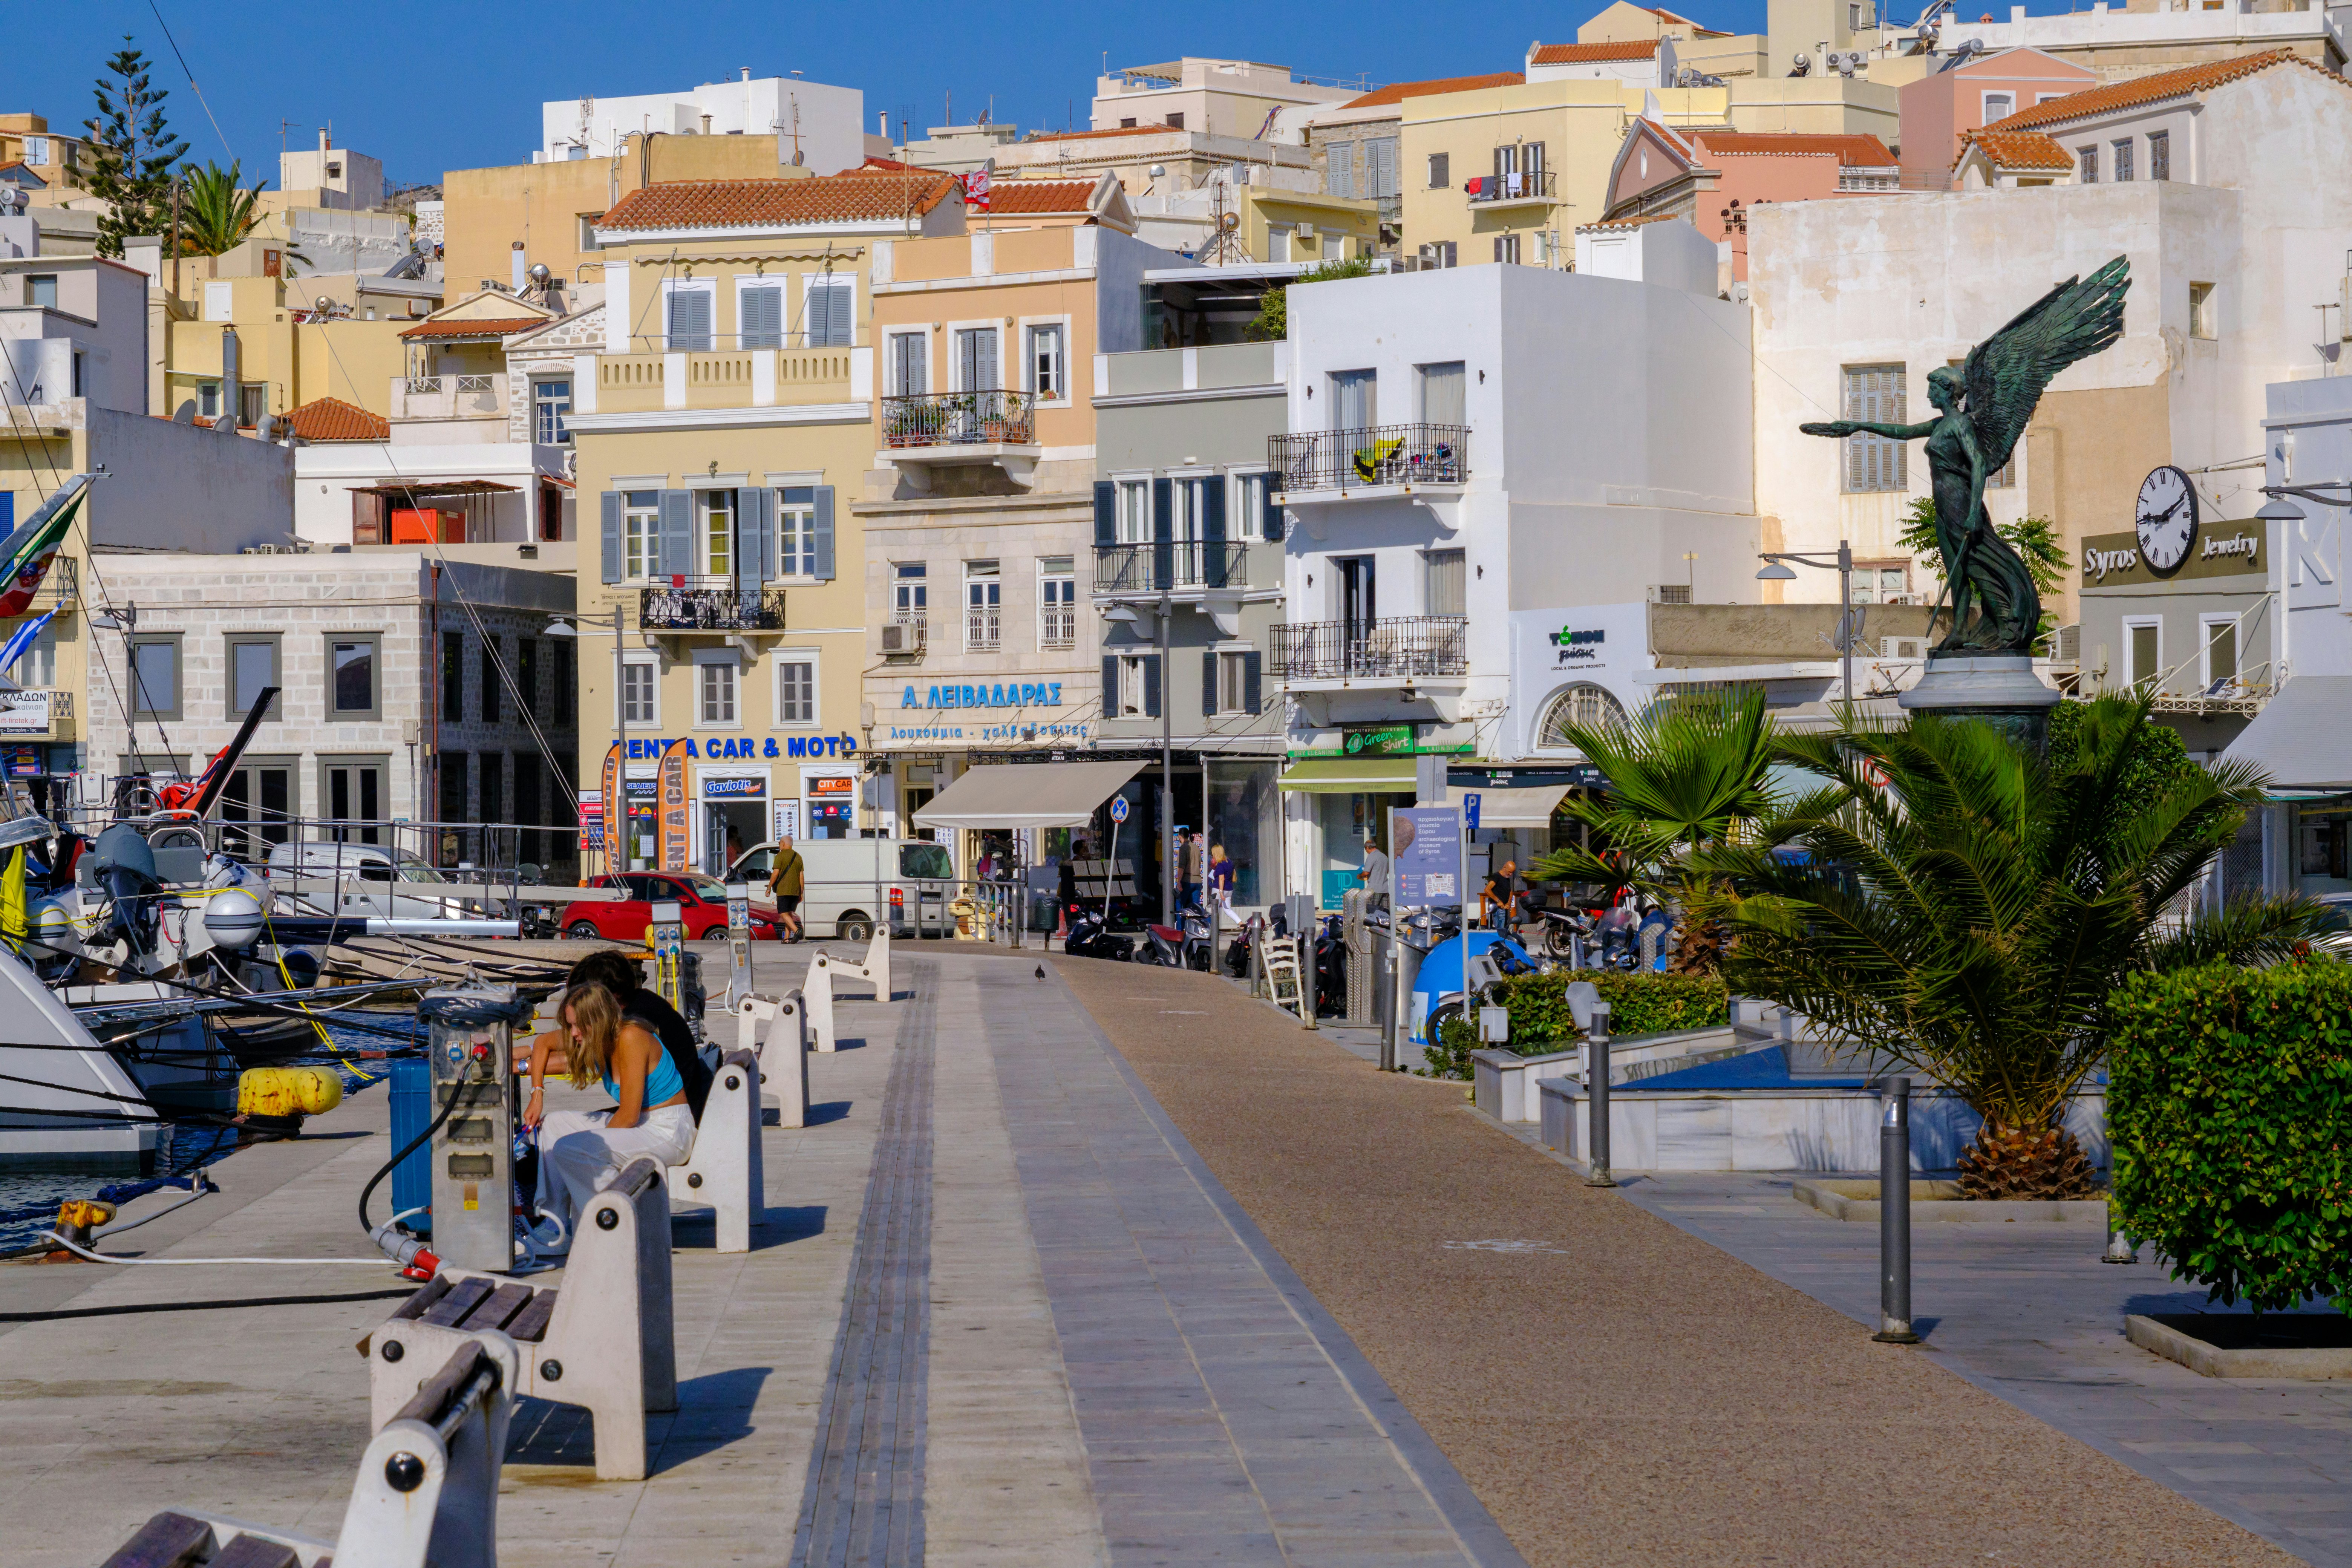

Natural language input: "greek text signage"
[901,682,1065,710]
[1547,626,1608,665]
[1393,806,1464,908]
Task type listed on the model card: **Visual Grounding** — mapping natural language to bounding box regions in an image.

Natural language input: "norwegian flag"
[961,159,993,212]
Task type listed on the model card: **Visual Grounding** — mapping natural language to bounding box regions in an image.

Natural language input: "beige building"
[0,114,89,201]
[275,128,386,214]
[1090,58,1361,143]
[567,170,964,872]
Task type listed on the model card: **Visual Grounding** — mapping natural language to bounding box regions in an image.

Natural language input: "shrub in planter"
[1421,1015,1481,1080]
[1492,970,1728,1047]
[2108,962,2352,1314]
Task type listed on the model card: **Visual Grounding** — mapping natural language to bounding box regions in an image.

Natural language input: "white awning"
[912,760,1145,831]
[1457,783,1570,829]
[2220,677,2352,792]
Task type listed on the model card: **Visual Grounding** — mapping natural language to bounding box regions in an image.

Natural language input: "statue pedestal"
[1898,653,2061,751]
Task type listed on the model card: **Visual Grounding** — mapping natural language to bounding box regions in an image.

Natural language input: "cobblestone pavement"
[1050,956,2306,1568]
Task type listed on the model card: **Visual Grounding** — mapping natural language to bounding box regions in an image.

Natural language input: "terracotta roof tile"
[1955,128,2075,172]
[1691,130,1899,165]
[398,316,550,340]
[985,179,1099,215]
[1988,48,2340,130]
[286,397,389,442]
[597,173,959,231]
[1338,72,1525,109]
[1530,40,1661,64]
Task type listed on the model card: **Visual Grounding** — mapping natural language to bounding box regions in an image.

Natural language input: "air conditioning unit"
[881,621,925,652]
[1882,637,1926,661]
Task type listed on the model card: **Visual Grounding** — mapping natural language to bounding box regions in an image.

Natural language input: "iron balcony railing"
[882,389,1037,449]
[1093,541,1249,594]
[639,575,787,631]
[1468,167,1556,203]
[1269,424,1468,492]
[1270,616,1469,681]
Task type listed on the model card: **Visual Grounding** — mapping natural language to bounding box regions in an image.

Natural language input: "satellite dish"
[1219,211,1239,232]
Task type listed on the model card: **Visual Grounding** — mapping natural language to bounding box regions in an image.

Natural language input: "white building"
[1092,59,1362,146]
[279,129,386,213]
[1934,3,2345,81]
[538,73,867,173]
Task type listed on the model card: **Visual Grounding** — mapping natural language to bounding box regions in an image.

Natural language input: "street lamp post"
[1757,541,1856,709]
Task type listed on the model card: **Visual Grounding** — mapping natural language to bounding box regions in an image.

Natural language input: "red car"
[558,873,781,942]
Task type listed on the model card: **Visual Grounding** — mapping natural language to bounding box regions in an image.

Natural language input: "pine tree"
[82,40,188,259]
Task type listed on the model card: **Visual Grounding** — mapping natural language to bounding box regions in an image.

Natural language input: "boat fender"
[237,1065,345,1119]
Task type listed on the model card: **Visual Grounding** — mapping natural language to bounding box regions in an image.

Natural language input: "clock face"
[2135,465,2199,574]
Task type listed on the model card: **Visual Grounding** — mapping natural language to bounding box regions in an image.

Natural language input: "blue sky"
[29,0,2052,188]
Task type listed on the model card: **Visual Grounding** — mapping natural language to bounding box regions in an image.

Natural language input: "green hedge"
[2109,962,2352,1314]
[1494,970,1727,1046]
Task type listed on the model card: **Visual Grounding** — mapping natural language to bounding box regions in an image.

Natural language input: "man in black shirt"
[1482,858,1523,934]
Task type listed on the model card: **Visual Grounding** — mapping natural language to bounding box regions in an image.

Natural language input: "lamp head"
[1755,561,1799,582]
[2257,496,2306,522]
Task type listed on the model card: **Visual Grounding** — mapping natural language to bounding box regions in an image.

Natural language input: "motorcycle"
[1061,901,1133,961]
[1139,902,1213,970]
[1312,914,1348,1015]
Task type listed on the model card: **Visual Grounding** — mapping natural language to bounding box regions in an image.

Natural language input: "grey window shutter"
[1103,655,1118,713]
[1093,480,1115,548]
[813,486,836,580]
[735,487,770,591]
[1244,651,1263,715]
[1151,477,1173,590]
[600,491,622,583]
[1201,478,1227,585]
[1262,480,1284,542]
[659,489,692,579]
[1142,654,1161,719]
[1201,651,1218,717]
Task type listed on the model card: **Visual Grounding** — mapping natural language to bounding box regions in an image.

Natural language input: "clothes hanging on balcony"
[1462,176,1487,197]
[1352,438,1403,484]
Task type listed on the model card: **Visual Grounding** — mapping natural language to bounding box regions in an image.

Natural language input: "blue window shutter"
[1201,478,1227,585]
[1261,478,1284,542]
[1094,480,1115,548]
[1244,650,1263,715]
[1103,655,1118,713]
[1201,651,1217,717]
[599,491,622,583]
[1143,654,1161,719]
[814,486,836,580]
[735,487,770,591]
[659,489,692,578]
[1152,477,1173,590]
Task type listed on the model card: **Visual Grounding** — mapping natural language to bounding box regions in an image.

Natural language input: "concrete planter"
[1537,1079,2109,1174]
[2127,1314,2352,1380]
[1470,1026,1747,1124]
[1792,1178,2105,1223]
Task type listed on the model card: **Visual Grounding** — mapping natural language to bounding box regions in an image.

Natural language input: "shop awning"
[1278,757,1418,793]
[2221,677,2352,792]
[913,760,1144,831]
[1455,783,1570,829]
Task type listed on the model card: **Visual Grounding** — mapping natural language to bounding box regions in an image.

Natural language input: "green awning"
[1279,757,1418,793]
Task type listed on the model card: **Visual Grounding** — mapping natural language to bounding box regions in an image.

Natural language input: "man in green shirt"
[765,835,805,942]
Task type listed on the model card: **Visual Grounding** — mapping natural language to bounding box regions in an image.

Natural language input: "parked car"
[725,837,956,940]
[556,873,781,942]
[263,841,484,921]
[2307,892,2352,959]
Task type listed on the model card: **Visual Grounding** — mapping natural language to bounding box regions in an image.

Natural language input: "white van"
[727,837,956,939]
[262,841,482,921]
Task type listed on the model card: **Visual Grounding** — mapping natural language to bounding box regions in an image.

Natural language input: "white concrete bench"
[671,1047,763,1253]
[369,1156,677,1481]
[735,989,812,1126]
[814,925,891,1000]
[114,1332,519,1568]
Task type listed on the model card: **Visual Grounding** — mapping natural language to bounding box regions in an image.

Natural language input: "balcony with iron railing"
[882,389,1037,450]
[1269,424,1468,497]
[1468,167,1556,206]
[594,345,857,416]
[390,374,505,423]
[1269,616,1469,683]
[638,576,788,632]
[1093,541,1248,595]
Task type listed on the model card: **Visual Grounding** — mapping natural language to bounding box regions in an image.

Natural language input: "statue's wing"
[1960,255,2130,473]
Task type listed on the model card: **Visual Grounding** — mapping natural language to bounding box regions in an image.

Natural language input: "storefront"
[2220,676,2352,899]
[1279,754,1421,912]
[594,730,865,874]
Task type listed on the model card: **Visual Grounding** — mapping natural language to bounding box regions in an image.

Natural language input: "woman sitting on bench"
[523,981,695,1248]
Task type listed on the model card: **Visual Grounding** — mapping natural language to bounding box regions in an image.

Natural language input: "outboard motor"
[91,821,164,960]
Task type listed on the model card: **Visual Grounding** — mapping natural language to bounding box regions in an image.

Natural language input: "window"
[532,379,571,444]
[518,639,539,718]
[441,632,464,721]
[1026,322,1066,400]
[1039,557,1076,648]
[776,656,817,725]
[887,331,926,395]
[621,659,657,725]
[27,275,55,309]
[1850,0,1872,26]
[892,562,927,622]
[2112,138,2133,183]
[1329,369,1376,431]
[2201,615,2238,692]
[2148,130,2170,181]
[2078,146,2098,183]
[1115,478,1152,545]
[1418,241,1457,270]
[1120,117,1137,129]
[698,660,738,725]
[1213,650,1253,715]
[665,284,714,351]
[1364,137,1398,198]
[2190,281,2216,339]
[965,560,1001,650]
[1166,112,1184,130]
[700,490,733,578]
[228,636,280,719]
[1536,683,1628,747]
[479,752,504,825]
[1116,654,1158,717]
[1425,549,1466,617]
[1238,472,1280,542]
[198,382,220,418]
[1417,361,1465,427]
[1850,564,1911,604]
[1328,142,1357,200]
[1493,234,1521,265]
[322,759,384,841]
[552,640,574,726]
[577,213,602,251]
[1427,151,1450,190]
[329,636,379,719]
[22,137,47,167]
[778,491,819,577]
[740,282,784,349]
[479,635,501,724]
[1840,364,1907,493]
[954,326,999,391]
[129,636,181,721]
[1981,92,2014,123]
[2124,618,2162,687]
[11,622,55,688]
[806,273,853,347]
[623,490,659,580]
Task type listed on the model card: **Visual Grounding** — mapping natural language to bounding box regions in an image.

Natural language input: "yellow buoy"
[237,1065,345,1119]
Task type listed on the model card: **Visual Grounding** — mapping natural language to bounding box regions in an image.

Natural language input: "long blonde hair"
[560,982,625,1090]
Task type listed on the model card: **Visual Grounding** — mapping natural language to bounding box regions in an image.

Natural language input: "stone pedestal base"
[1897,653,2061,750]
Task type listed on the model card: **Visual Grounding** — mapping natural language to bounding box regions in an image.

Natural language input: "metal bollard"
[1584,1003,1615,1188]
[1873,1077,1921,1343]
[1300,929,1318,1031]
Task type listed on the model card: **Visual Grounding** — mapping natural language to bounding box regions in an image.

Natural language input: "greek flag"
[0,608,54,676]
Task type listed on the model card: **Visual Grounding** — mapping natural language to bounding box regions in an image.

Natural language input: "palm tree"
[1698,693,2323,1199]
[174,160,267,258]
[1529,687,1779,972]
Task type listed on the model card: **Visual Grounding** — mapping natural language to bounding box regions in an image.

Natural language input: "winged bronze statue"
[1801,256,2131,654]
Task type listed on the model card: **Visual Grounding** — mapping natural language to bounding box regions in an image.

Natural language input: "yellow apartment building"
[567,170,963,874]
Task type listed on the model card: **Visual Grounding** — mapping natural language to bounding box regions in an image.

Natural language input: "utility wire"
[142,0,236,162]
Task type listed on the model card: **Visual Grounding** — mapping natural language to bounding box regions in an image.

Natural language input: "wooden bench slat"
[210,1534,302,1568]
[420,1276,495,1329]
[504,1287,559,1343]
[466,1281,536,1332]
[100,1511,214,1568]
[392,1274,454,1322]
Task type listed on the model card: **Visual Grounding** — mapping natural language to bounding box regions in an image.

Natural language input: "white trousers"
[534,1102,695,1236]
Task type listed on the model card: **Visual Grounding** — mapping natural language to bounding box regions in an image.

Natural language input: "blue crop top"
[603,1032,686,1109]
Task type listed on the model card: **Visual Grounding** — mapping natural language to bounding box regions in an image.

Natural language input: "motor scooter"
[1062,901,1133,961]
[1138,903,1213,970]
